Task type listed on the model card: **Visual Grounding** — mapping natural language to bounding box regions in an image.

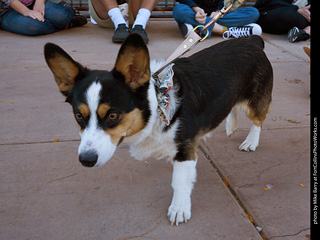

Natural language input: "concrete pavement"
[0,21,310,239]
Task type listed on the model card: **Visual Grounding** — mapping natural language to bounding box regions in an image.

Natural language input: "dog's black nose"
[79,150,98,167]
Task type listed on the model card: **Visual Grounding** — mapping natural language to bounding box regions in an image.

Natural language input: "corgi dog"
[44,34,273,225]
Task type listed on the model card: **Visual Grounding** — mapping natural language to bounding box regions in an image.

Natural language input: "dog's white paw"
[167,197,191,226]
[226,121,237,137]
[226,110,237,137]
[239,124,261,151]
[239,138,258,151]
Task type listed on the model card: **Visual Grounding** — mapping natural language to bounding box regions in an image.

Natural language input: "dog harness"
[154,63,174,126]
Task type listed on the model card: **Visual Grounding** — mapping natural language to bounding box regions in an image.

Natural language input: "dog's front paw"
[167,197,191,226]
[239,125,261,151]
[239,138,258,151]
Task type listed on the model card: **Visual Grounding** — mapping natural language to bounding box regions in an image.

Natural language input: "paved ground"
[0,21,310,240]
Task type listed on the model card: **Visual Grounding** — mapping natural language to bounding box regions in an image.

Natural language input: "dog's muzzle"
[79,150,98,167]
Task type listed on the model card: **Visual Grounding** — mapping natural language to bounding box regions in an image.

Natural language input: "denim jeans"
[1,1,74,36]
[173,4,260,37]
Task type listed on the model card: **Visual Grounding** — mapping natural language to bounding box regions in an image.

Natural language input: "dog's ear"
[115,34,150,90]
[44,43,86,100]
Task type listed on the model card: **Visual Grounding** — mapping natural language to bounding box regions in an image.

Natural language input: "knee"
[45,2,74,26]
[173,4,192,20]
[246,7,260,23]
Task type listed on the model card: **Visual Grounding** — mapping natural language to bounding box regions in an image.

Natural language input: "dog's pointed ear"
[44,43,86,99]
[114,34,150,90]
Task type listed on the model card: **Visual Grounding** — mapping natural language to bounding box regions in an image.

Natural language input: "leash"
[153,0,245,125]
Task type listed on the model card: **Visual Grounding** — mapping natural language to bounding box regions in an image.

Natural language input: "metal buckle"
[193,25,209,42]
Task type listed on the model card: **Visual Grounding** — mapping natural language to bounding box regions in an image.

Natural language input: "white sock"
[132,8,151,29]
[108,7,127,29]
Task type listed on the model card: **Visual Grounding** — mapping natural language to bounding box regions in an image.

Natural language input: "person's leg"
[173,4,217,37]
[217,7,260,27]
[89,0,127,28]
[89,0,130,43]
[89,0,117,20]
[1,8,59,35]
[88,0,118,28]
[131,0,158,18]
[43,1,74,29]
[130,0,158,43]
[257,7,308,34]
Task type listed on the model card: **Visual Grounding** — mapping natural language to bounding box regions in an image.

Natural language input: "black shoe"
[69,12,87,28]
[288,27,310,43]
[58,1,87,28]
[131,25,149,44]
[112,24,130,43]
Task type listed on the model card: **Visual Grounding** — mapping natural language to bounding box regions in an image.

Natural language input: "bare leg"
[90,0,118,20]
[304,25,310,36]
[131,0,159,18]
[212,23,225,34]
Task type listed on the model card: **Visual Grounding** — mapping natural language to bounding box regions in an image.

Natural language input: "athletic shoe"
[288,27,310,43]
[112,23,130,43]
[131,25,149,44]
[223,23,262,39]
[178,23,194,38]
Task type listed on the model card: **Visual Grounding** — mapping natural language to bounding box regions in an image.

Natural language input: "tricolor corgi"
[44,33,273,225]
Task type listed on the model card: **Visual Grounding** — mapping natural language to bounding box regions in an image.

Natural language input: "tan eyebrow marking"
[78,103,90,118]
[97,103,111,119]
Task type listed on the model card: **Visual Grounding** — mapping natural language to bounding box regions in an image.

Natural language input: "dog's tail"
[248,35,265,49]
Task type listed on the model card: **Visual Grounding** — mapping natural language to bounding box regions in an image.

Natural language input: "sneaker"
[178,23,194,38]
[288,27,310,42]
[223,23,262,39]
[131,25,149,44]
[112,23,130,43]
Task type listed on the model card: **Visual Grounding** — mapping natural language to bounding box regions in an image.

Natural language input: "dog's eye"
[108,112,119,121]
[75,113,83,121]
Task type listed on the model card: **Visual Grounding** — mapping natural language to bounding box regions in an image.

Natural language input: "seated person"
[254,0,310,42]
[173,0,262,39]
[88,0,159,43]
[0,0,87,36]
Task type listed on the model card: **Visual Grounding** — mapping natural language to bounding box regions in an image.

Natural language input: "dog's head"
[44,34,151,167]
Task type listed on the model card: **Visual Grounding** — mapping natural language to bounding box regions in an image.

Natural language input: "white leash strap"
[152,29,206,79]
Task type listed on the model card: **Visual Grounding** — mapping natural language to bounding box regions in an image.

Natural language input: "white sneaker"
[179,23,194,38]
[223,23,262,39]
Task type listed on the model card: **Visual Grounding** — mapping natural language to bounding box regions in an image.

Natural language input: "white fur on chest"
[124,60,180,161]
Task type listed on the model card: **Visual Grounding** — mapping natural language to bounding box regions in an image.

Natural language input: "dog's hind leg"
[239,101,270,152]
[226,106,238,137]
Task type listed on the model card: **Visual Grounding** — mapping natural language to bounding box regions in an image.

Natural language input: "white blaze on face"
[78,82,117,167]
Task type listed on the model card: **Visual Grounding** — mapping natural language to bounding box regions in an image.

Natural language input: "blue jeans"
[173,4,260,37]
[1,1,74,36]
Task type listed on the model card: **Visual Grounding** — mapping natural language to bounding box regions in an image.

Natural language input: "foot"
[112,23,130,43]
[131,25,149,44]
[69,11,88,28]
[239,124,261,151]
[178,23,194,38]
[223,23,262,39]
[288,27,310,43]
[226,111,238,137]
[58,0,87,28]
[168,160,197,226]
[168,195,192,226]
